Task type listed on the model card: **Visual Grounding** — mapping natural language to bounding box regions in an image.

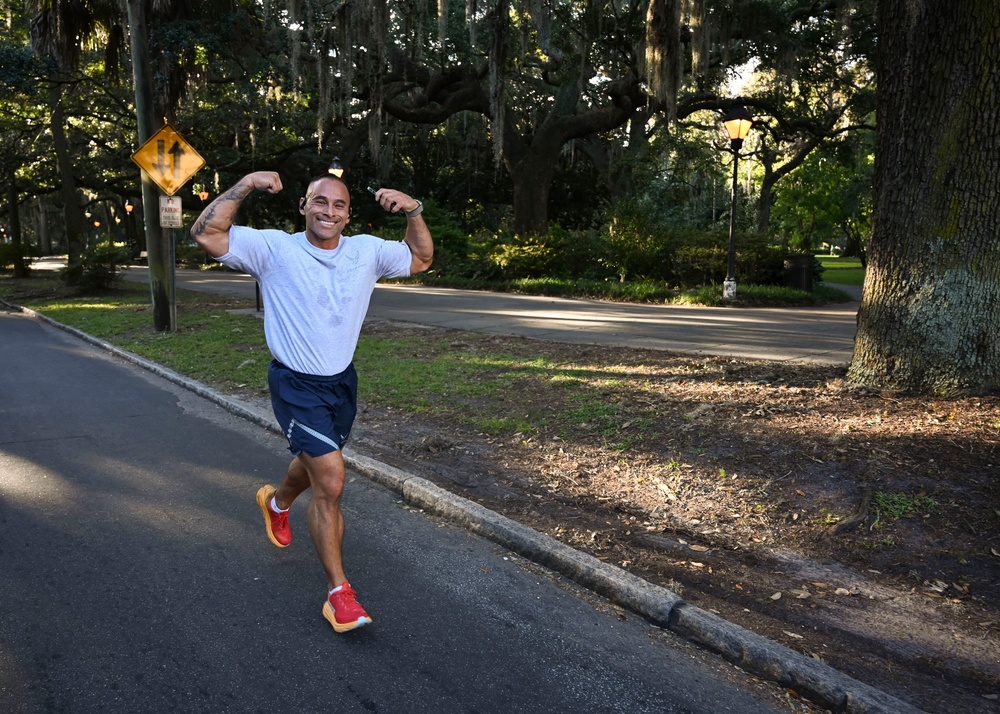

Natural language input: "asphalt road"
[121,266,861,365]
[0,309,789,714]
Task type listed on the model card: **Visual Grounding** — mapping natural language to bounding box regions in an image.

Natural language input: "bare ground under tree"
[328,320,999,714]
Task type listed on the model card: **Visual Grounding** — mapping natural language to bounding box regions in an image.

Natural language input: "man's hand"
[192,172,282,258]
[371,188,420,216]
[246,171,283,195]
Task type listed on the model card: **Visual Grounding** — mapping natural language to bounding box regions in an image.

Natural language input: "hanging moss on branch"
[644,0,681,120]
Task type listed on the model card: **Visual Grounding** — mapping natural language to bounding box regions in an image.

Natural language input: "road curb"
[4,300,924,714]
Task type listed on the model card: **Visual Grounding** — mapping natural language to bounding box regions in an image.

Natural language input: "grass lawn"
[818,255,865,286]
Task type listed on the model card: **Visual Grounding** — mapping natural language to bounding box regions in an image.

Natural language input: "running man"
[191,171,433,632]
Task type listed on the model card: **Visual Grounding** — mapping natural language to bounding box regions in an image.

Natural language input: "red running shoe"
[323,583,373,633]
[256,485,291,548]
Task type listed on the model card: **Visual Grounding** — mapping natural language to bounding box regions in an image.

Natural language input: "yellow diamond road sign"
[131,124,205,196]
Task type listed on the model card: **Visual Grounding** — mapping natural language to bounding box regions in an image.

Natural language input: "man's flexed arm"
[371,188,433,275]
[191,172,283,258]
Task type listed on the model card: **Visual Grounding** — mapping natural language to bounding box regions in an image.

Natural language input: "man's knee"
[313,475,345,502]
[304,452,346,500]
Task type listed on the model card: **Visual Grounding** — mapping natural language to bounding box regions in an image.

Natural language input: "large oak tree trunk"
[508,148,557,236]
[848,0,1000,393]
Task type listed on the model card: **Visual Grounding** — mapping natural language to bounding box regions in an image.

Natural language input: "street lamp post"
[721,104,753,301]
[124,199,137,259]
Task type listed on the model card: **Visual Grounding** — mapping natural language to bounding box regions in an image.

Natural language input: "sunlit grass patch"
[873,491,938,521]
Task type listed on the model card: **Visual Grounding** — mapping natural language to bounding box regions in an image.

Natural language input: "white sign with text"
[159,195,184,228]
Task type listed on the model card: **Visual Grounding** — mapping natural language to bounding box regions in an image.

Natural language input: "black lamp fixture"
[328,156,345,178]
[720,102,753,302]
[723,104,753,152]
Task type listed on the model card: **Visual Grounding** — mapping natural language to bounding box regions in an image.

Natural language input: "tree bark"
[48,80,84,264]
[501,77,640,235]
[848,0,1000,393]
[508,147,558,236]
[5,165,29,277]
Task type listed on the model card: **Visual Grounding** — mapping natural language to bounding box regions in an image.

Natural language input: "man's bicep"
[191,220,231,257]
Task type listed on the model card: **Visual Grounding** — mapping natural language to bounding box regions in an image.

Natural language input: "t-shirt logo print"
[337,248,363,280]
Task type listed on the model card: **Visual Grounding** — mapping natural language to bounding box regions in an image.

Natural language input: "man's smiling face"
[302,177,351,248]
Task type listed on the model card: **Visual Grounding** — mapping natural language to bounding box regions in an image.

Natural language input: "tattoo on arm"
[191,204,218,237]
[224,185,254,201]
[192,184,254,237]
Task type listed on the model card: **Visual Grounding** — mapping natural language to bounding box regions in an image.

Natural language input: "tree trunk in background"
[6,166,28,277]
[848,0,1000,393]
[35,198,52,254]
[508,147,558,236]
[48,81,84,264]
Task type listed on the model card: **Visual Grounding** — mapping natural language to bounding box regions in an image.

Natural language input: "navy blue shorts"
[268,360,358,458]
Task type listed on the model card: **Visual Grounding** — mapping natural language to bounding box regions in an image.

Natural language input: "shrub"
[485,228,570,280]
[600,207,673,283]
[418,204,471,277]
[61,242,131,291]
[176,240,211,268]
[674,242,727,286]
[673,231,785,288]
[411,208,790,293]
[0,242,27,271]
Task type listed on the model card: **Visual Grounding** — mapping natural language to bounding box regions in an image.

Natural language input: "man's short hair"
[305,174,348,199]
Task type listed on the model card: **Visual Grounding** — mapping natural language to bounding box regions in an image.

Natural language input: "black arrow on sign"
[168,141,185,177]
[153,140,169,176]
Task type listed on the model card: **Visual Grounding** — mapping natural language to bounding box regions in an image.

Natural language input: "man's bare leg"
[297,450,349,589]
[273,449,369,631]
[273,456,312,511]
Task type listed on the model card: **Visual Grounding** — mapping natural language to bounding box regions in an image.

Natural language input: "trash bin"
[784,254,813,292]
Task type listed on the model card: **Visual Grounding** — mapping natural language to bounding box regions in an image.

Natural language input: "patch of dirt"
[339,321,1000,714]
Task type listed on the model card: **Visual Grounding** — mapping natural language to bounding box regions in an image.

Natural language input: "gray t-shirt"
[219,226,412,375]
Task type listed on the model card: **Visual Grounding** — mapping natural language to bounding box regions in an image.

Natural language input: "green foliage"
[0,46,48,93]
[771,142,874,254]
[60,242,131,291]
[678,282,852,307]
[427,218,810,294]
[3,0,878,315]
[873,492,939,522]
[673,232,785,287]
[490,238,557,279]
[486,229,570,280]
[175,240,210,268]
[403,202,472,278]
[600,202,674,282]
